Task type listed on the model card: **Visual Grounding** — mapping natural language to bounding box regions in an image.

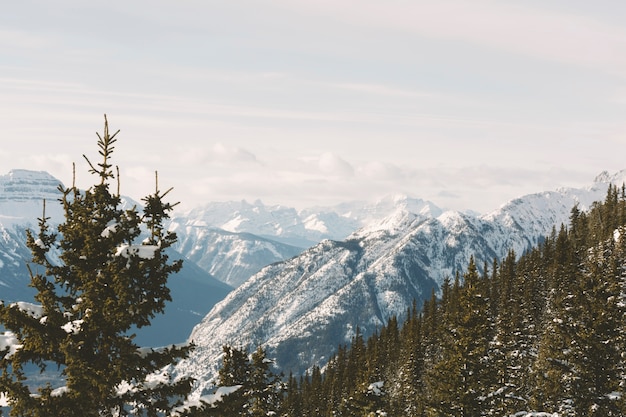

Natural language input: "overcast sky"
[2,1,625,214]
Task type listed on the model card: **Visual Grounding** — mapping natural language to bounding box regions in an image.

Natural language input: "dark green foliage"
[0,117,193,416]
[425,257,494,417]
[197,346,284,416]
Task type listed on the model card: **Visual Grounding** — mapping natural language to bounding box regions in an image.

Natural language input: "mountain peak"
[593,169,626,186]
[0,170,64,202]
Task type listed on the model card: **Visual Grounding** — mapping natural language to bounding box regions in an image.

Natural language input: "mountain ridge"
[173,170,626,398]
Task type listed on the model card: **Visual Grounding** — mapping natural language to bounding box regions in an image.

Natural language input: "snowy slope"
[168,224,303,288]
[167,195,441,287]
[174,171,624,398]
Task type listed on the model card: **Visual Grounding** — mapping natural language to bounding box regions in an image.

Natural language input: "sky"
[1,1,626,214]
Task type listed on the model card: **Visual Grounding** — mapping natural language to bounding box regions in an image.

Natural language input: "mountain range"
[172,171,626,398]
[2,168,626,401]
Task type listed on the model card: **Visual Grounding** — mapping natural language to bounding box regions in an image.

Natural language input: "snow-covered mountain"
[0,170,64,301]
[167,195,442,287]
[174,171,625,398]
[171,195,442,248]
[0,170,232,347]
[168,224,303,288]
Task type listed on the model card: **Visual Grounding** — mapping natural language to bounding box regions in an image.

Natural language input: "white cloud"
[318,152,354,177]
[0,29,55,50]
[211,143,259,165]
[332,83,436,99]
[357,161,404,181]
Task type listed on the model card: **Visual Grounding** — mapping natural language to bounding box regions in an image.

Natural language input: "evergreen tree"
[569,239,623,416]
[206,346,283,417]
[0,116,193,416]
[248,346,283,417]
[425,256,493,417]
[395,306,425,416]
[209,346,251,415]
[530,226,579,416]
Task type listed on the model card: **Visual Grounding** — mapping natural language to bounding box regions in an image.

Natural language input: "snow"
[173,385,242,415]
[115,244,159,260]
[116,369,172,396]
[0,331,22,358]
[202,385,242,405]
[10,301,44,319]
[61,319,84,334]
[101,222,118,238]
[50,386,69,397]
[368,381,384,396]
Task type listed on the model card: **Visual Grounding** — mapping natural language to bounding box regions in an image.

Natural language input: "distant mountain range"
[167,195,442,286]
[2,168,626,400]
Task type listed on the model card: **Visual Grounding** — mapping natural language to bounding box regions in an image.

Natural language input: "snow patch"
[10,301,44,319]
[50,386,69,397]
[0,332,22,358]
[61,319,84,334]
[115,244,159,260]
[368,381,384,396]
[101,222,118,238]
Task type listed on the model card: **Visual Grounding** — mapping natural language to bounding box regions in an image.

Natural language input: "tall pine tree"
[425,256,493,417]
[0,116,193,416]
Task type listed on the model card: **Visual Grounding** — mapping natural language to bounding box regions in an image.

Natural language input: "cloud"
[211,143,259,164]
[318,152,354,177]
[357,161,404,181]
[176,143,259,167]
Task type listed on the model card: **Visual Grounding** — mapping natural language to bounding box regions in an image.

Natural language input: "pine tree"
[395,305,425,416]
[248,346,283,417]
[209,345,251,415]
[0,116,193,416]
[569,238,622,416]
[425,256,493,417]
[205,345,284,417]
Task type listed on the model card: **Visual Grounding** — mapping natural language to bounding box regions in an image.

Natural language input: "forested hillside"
[197,185,626,416]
